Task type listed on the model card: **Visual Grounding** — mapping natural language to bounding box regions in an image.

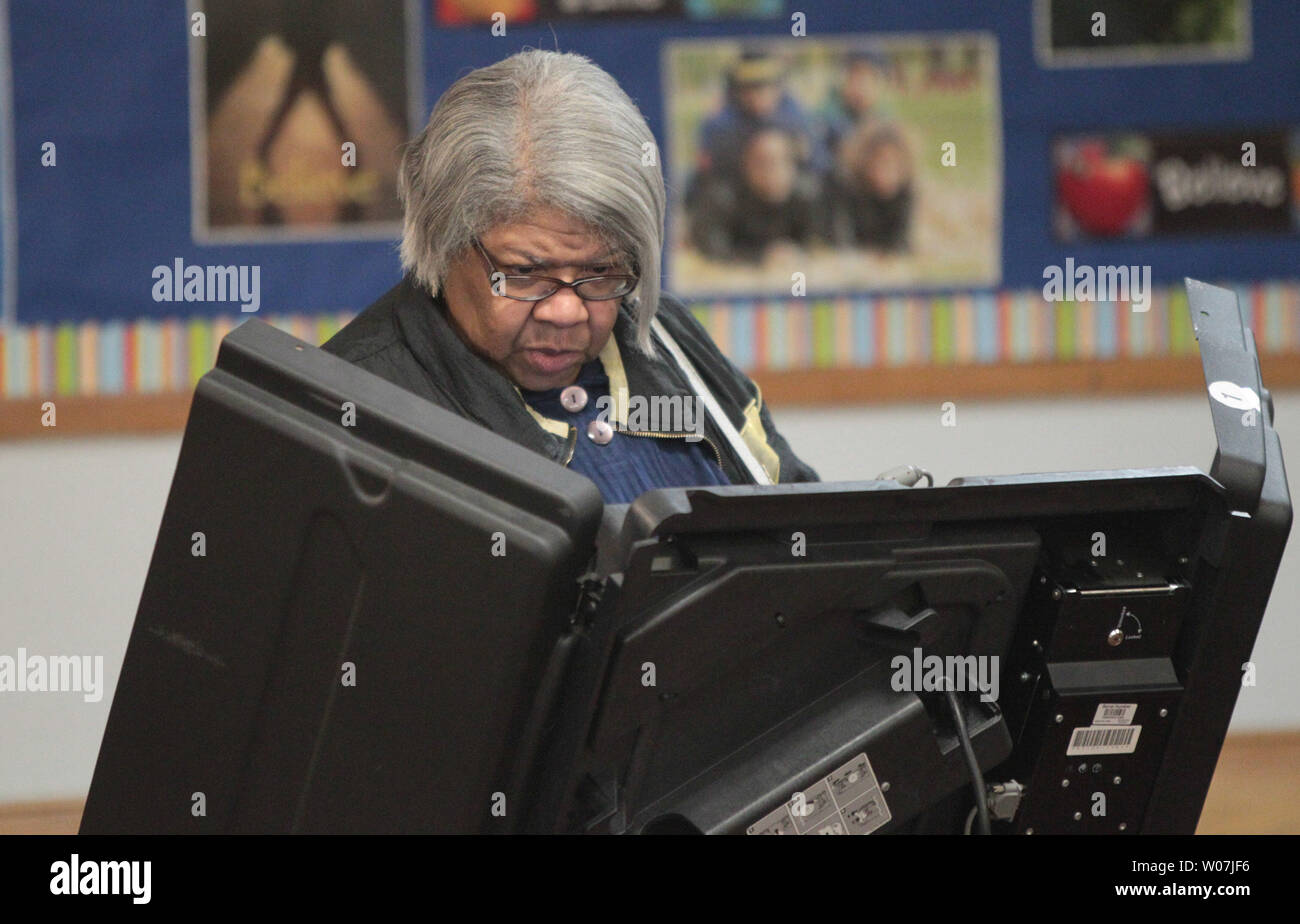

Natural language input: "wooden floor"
[2,732,1296,834]
[1194,731,1300,835]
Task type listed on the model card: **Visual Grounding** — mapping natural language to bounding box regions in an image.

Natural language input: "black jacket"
[320,275,820,487]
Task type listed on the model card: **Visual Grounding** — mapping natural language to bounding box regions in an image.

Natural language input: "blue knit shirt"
[518,357,731,504]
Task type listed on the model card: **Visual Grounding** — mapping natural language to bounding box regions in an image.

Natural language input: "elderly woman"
[324,50,818,502]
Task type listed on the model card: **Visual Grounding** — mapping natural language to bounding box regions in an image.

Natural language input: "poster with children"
[663,33,1002,296]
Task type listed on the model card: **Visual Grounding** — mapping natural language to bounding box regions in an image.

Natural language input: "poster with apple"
[1053,135,1152,239]
[1053,129,1295,240]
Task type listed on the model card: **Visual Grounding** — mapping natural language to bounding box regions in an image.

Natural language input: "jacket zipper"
[559,424,727,474]
[617,428,726,472]
[561,425,577,466]
[559,425,725,472]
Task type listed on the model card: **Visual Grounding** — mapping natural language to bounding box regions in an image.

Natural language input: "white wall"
[1,391,1297,802]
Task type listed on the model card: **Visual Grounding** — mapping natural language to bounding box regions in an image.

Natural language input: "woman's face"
[441,207,626,391]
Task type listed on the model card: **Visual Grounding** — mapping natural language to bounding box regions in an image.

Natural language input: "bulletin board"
[2,0,1300,438]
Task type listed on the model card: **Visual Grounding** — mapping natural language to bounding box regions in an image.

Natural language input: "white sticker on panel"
[1067,724,1141,756]
[746,752,892,835]
[1093,703,1138,726]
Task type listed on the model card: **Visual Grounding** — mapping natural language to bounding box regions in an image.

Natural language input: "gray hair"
[398,49,666,354]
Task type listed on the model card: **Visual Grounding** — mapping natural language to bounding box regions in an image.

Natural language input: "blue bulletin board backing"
[1,0,1299,405]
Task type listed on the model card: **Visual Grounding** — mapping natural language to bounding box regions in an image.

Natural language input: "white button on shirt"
[586,418,614,445]
[560,384,588,413]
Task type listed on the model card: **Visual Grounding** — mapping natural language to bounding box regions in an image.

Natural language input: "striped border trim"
[0,283,1297,399]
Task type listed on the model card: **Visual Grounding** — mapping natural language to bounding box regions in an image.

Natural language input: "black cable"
[945,687,991,835]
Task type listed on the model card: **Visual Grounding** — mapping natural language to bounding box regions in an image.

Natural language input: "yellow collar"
[513,333,629,435]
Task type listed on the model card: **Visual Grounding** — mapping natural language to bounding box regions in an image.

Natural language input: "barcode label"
[1067,724,1142,756]
[1093,703,1138,726]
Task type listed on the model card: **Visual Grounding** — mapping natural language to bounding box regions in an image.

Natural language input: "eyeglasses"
[472,238,638,302]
